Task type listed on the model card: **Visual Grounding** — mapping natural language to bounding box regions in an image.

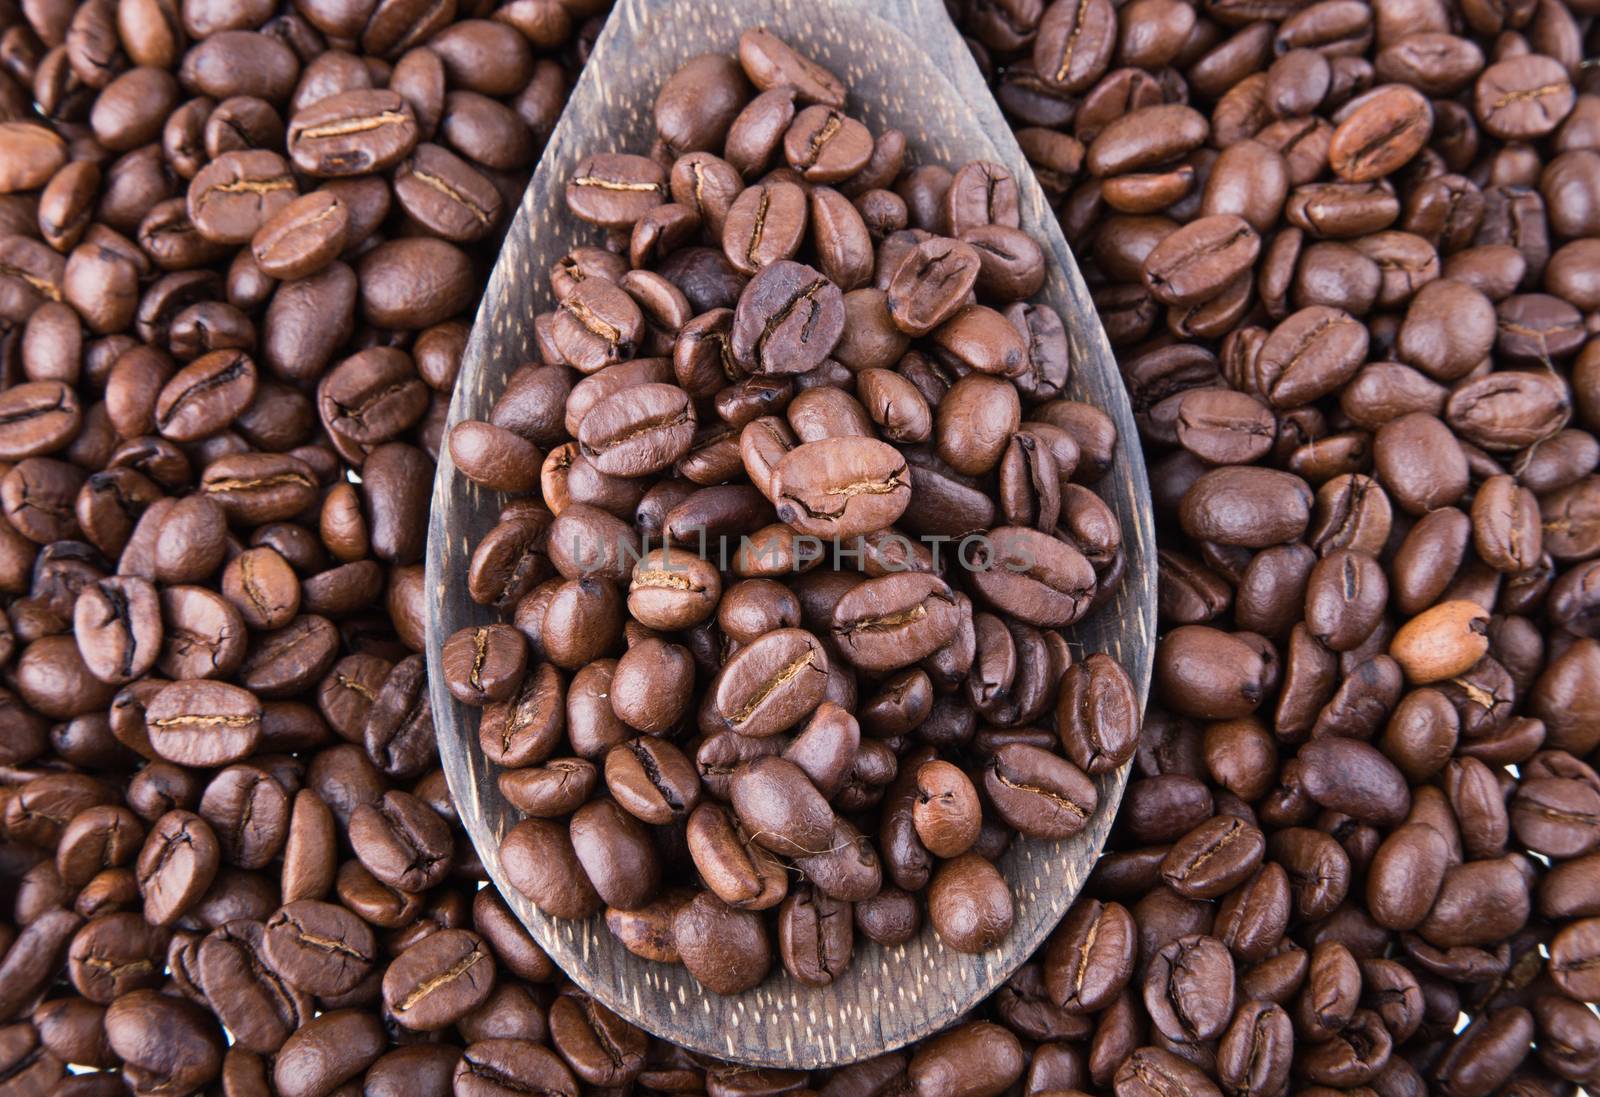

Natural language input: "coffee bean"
[442,624,527,707]
[578,383,695,476]
[251,190,349,280]
[737,28,845,107]
[673,890,771,994]
[984,743,1096,839]
[566,153,667,229]
[145,680,262,767]
[272,1010,384,1097]
[968,526,1096,628]
[1329,85,1433,182]
[348,789,452,893]
[711,628,828,739]
[606,737,701,824]
[783,106,872,183]
[686,802,787,910]
[186,149,297,245]
[910,760,981,858]
[0,121,68,192]
[454,1039,576,1097]
[382,928,494,1031]
[261,898,376,997]
[927,853,1014,953]
[777,884,853,987]
[196,919,311,1053]
[730,258,843,373]
[1474,55,1575,140]
[502,818,599,921]
[286,89,419,177]
[731,755,834,858]
[105,989,222,1095]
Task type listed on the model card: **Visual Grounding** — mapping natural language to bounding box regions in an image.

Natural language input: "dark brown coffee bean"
[144,680,261,767]
[260,899,375,998]
[135,810,220,926]
[674,890,772,995]
[686,801,787,911]
[830,572,962,674]
[771,437,910,539]
[285,89,417,176]
[1034,0,1116,93]
[456,1040,577,1097]
[984,743,1097,839]
[251,190,349,280]
[578,383,695,477]
[731,259,844,375]
[502,817,600,920]
[1143,215,1261,307]
[775,884,853,990]
[737,27,846,107]
[1329,84,1434,181]
[187,150,297,245]
[272,1010,384,1097]
[569,798,660,911]
[442,624,527,707]
[1057,653,1140,775]
[928,852,1014,953]
[1474,55,1574,140]
[105,989,222,1095]
[382,928,494,1031]
[348,789,452,893]
[783,105,871,183]
[969,526,1096,628]
[1046,898,1138,1018]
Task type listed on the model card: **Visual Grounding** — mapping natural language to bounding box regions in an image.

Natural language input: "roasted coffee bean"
[686,801,787,910]
[1057,653,1140,775]
[831,572,962,673]
[578,383,695,477]
[442,624,527,707]
[673,890,771,994]
[456,1040,576,1097]
[730,258,844,374]
[145,680,262,767]
[6,6,1598,1086]
[272,1010,384,1097]
[260,899,375,997]
[348,790,452,893]
[731,755,834,858]
[286,90,419,177]
[710,627,828,738]
[195,919,311,1054]
[135,810,220,926]
[984,744,1097,839]
[1044,898,1137,1013]
[928,853,1014,953]
[105,989,223,1095]
[502,817,600,920]
[187,149,297,245]
[382,928,494,1031]
[772,436,910,539]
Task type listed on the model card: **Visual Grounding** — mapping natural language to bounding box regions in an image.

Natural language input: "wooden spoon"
[427,0,1156,1068]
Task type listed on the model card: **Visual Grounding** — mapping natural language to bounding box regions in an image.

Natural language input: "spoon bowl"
[428,0,1156,1068]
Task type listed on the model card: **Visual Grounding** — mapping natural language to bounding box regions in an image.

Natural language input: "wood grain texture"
[426,0,1157,1068]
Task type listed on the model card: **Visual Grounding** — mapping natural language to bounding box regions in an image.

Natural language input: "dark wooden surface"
[426,0,1156,1068]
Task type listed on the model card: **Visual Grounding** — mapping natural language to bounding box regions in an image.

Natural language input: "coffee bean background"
[0,0,1597,1094]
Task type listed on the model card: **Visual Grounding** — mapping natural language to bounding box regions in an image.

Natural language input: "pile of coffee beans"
[0,0,1598,1089]
[440,28,1140,996]
[951,0,1600,1093]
